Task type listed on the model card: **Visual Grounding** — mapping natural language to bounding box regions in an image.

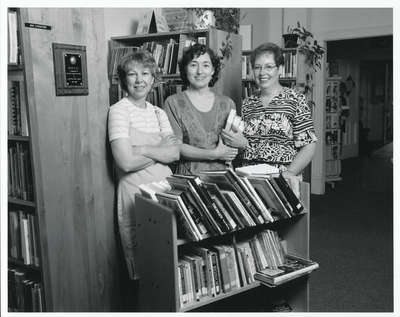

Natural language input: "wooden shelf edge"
[8,135,30,141]
[179,282,261,311]
[8,197,36,207]
[177,212,307,247]
[111,29,208,41]
[8,64,23,71]
[8,258,41,271]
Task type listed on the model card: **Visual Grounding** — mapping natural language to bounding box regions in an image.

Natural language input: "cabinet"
[134,180,312,312]
[109,28,242,110]
[7,8,46,311]
[325,77,343,187]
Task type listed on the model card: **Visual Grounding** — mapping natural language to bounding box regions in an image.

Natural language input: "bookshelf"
[134,180,313,312]
[7,8,46,312]
[109,28,242,110]
[325,77,343,188]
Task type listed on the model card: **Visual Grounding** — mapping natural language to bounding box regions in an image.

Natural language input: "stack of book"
[140,169,304,242]
[8,268,44,311]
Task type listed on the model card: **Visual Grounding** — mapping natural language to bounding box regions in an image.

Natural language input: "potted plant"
[290,21,325,71]
[282,26,299,48]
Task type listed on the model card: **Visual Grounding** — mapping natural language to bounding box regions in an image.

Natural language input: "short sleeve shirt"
[242,87,317,166]
[164,91,235,175]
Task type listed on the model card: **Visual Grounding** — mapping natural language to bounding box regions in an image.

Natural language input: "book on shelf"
[9,210,40,266]
[166,176,222,236]
[254,254,319,287]
[8,268,44,312]
[199,169,266,225]
[8,142,34,201]
[8,10,19,65]
[155,191,204,241]
[8,80,29,136]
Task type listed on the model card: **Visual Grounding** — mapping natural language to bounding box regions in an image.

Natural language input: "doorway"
[326,35,393,158]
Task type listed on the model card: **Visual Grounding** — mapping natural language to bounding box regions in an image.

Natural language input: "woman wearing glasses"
[240,43,317,177]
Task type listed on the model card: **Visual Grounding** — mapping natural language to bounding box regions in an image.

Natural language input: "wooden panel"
[21,8,121,311]
[208,30,242,113]
[135,196,178,312]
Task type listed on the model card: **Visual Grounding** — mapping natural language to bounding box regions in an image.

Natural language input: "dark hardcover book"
[204,182,246,229]
[240,176,275,222]
[247,177,291,220]
[173,174,230,233]
[167,176,221,235]
[210,250,222,295]
[155,191,202,241]
[221,190,255,227]
[198,170,264,225]
[192,247,215,297]
[212,245,231,293]
[202,182,240,230]
[268,177,294,216]
[275,174,304,214]
[254,254,319,287]
[166,188,210,237]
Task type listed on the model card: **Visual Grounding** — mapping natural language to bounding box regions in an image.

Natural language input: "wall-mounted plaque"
[52,43,88,96]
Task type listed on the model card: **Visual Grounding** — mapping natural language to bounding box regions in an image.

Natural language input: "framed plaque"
[52,43,88,96]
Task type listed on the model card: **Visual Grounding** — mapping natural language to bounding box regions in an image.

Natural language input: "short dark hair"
[250,42,284,68]
[178,43,221,87]
[117,50,157,92]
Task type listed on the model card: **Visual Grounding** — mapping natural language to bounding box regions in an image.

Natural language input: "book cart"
[7,8,47,311]
[135,180,313,312]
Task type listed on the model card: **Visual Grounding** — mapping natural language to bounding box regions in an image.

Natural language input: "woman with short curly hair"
[164,43,247,175]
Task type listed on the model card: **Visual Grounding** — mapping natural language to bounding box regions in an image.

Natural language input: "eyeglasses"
[253,64,277,73]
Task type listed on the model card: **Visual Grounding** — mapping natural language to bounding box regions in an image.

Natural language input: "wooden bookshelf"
[134,180,312,312]
[7,8,47,312]
[8,7,123,312]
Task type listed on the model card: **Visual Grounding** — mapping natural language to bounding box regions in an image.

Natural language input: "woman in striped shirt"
[240,43,317,178]
[108,50,179,280]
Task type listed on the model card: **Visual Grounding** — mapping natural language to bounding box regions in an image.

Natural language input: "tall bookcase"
[324,77,343,188]
[134,181,311,312]
[7,8,47,311]
[108,28,242,111]
[7,7,122,311]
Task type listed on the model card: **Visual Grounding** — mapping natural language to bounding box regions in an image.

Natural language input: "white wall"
[103,8,149,39]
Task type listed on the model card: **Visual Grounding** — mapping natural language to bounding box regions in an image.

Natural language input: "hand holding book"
[221,110,248,149]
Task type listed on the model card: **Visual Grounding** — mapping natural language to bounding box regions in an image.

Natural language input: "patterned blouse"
[242,87,317,166]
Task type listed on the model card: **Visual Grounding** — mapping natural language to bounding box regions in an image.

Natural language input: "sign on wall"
[52,43,88,96]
